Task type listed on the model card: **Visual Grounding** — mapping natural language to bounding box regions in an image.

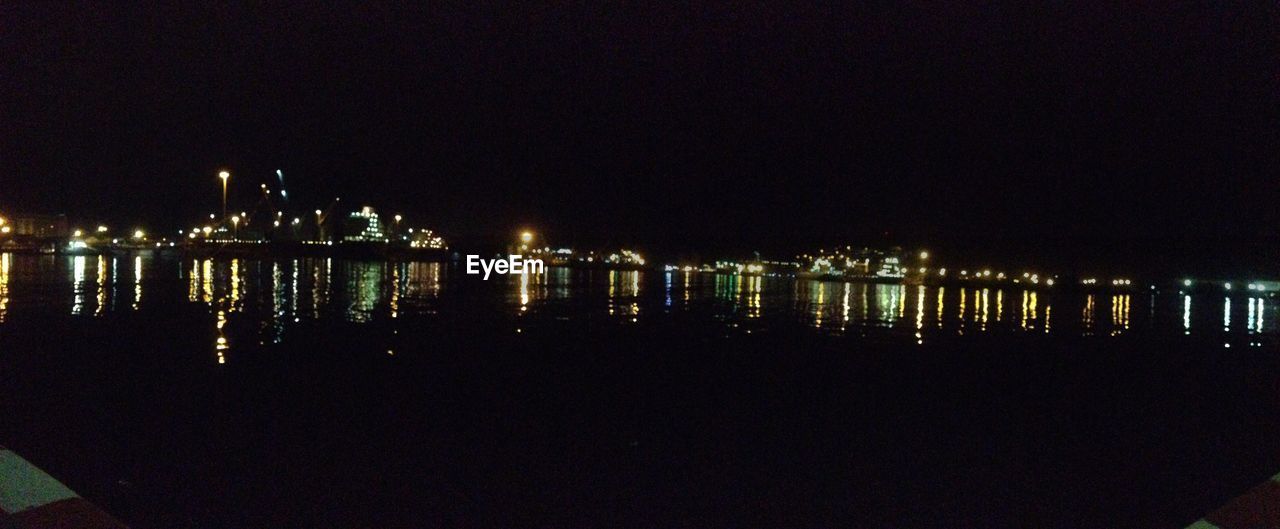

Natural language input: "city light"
[73,229,83,238]
[97,225,108,233]
[521,231,534,244]
[133,229,145,240]
[919,251,929,260]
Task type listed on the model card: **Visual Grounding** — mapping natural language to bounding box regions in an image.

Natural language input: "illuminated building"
[798,246,905,279]
[342,207,389,243]
[606,249,645,266]
[407,228,447,249]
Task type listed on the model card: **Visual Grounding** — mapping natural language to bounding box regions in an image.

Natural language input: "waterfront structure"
[798,246,905,279]
[9,213,69,238]
[342,207,389,243]
[407,228,447,250]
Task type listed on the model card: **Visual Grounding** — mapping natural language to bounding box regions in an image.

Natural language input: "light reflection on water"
[2,254,1279,362]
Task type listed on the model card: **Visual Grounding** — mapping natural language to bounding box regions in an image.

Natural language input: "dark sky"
[2,3,1277,262]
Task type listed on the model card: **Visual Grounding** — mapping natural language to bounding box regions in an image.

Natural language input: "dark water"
[1,254,1278,528]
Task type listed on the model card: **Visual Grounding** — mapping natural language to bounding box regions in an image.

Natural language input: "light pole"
[231,215,240,240]
[218,171,230,221]
[315,210,323,241]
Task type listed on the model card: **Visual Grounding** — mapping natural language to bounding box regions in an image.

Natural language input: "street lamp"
[314,209,324,241]
[218,171,230,220]
[231,215,240,240]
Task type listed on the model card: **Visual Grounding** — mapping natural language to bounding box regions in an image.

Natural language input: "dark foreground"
[0,257,1278,527]
[3,320,1279,527]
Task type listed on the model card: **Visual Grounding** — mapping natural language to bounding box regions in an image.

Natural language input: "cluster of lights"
[607,249,645,266]
[1111,279,1132,286]
[800,246,904,278]
[407,228,447,249]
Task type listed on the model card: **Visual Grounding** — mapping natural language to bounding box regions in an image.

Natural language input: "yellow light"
[315,209,322,216]
[520,231,533,244]
[394,214,403,222]
[231,216,240,225]
[0,216,6,225]
[73,229,83,237]
[219,171,230,181]
[919,251,929,260]
[97,225,108,233]
[133,229,145,239]
[0,226,9,234]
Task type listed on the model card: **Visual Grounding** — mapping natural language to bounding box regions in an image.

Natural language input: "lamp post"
[315,210,323,242]
[218,171,230,221]
[231,215,240,240]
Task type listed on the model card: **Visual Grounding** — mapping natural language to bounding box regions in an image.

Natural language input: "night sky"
[2,3,1277,267]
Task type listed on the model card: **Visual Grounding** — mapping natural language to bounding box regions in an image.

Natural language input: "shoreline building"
[342,207,389,243]
[11,213,69,238]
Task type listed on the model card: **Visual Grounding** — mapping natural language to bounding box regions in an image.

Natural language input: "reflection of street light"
[218,171,230,220]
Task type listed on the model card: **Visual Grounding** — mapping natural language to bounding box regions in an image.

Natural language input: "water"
[1,254,1278,527]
